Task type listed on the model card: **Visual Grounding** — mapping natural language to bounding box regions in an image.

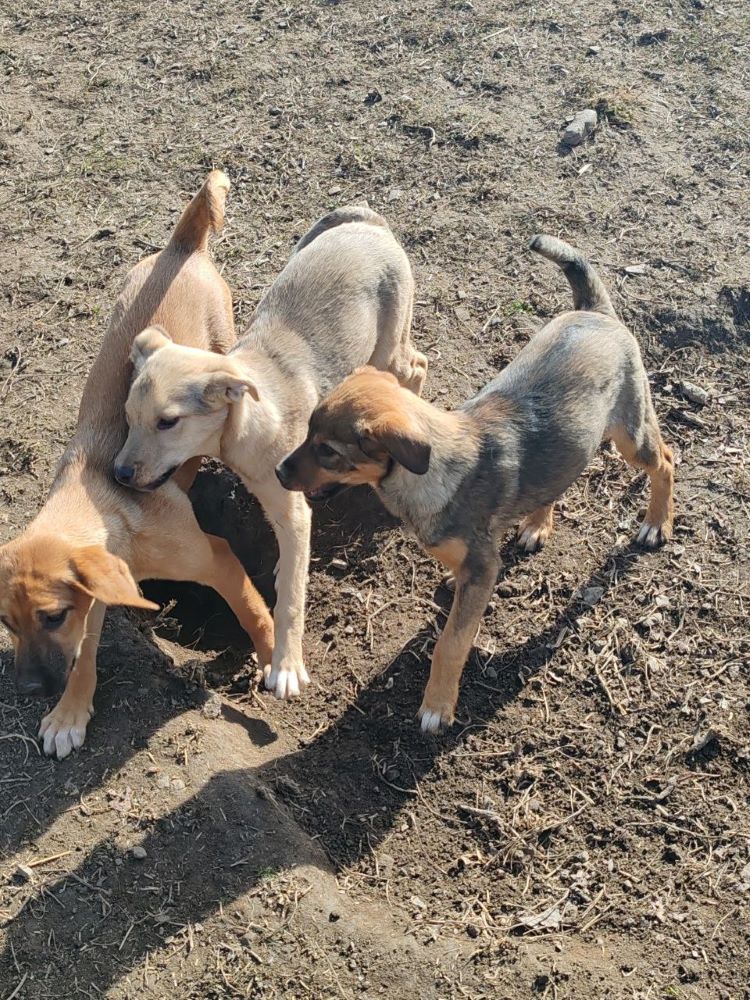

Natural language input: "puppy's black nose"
[275,462,291,488]
[114,464,135,485]
[16,675,44,697]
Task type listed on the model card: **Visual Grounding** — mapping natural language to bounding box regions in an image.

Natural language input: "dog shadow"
[0,542,644,994]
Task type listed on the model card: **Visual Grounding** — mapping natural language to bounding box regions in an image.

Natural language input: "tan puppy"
[115,206,426,701]
[0,172,274,759]
[277,235,674,732]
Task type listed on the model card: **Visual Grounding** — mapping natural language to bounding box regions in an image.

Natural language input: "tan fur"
[0,171,274,760]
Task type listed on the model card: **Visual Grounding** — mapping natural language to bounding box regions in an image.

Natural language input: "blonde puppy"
[115,206,427,701]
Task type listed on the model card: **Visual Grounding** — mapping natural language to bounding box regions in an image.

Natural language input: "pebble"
[201,691,222,719]
[387,188,403,202]
[582,586,605,606]
[15,864,34,883]
[678,380,710,407]
[562,108,597,147]
[131,845,147,860]
[330,557,348,570]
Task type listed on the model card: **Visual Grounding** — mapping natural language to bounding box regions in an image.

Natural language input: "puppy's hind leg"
[610,417,674,548]
[387,298,429,396]
[517,503,555,553]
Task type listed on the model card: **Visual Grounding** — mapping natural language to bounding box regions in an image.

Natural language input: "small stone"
[330,557,348,570]
[678,380,710,407]
[586,45,600,55]
[328,185,343,196]
[582,586,604,606]
[454,305,471,323]
[131,845,147,860]
[387,187,403,202]
[624,264,648,276]
[410,895,426,910]
[654,594,671,609]
[156,773,171,789]
[171,778,186,792]
[562,108,597,147]
[15,864,34,883]
[201,692,222,719]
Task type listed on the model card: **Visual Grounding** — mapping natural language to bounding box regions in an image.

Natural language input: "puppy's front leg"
[253,479,312,699]
[39,599,105,759]
[419,554,498,734]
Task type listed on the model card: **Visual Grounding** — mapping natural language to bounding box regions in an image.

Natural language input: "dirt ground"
[1,1,749,997]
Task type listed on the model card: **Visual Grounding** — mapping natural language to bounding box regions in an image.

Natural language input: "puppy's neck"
[219,349,284,475]
[377,404,479,540]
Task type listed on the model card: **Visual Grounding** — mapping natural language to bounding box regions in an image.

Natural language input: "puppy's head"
[115,326,258,491]
[0,536,157,698]
[276,367,431,502]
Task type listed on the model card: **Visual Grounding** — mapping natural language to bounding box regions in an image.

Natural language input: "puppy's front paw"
[418,690,456,735]
[636,519,671,548]
[264,660,310,700]
[39,701,93,759]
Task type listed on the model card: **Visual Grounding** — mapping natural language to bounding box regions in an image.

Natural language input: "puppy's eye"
[157,416,179,431]
[41,608,70,631]
[317,442,337,459]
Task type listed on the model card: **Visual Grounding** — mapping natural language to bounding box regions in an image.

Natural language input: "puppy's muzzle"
[275,459,295,490]
[114,463,178,492]
[15,645,67,698]
[114,463,136,486]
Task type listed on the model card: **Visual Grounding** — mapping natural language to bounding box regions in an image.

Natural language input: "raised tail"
[168,169,230,253]
[293,203,390,255]
[530,234,617,319]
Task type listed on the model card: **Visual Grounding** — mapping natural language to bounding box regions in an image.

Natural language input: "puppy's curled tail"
[169,169,231,253]
[293,203,390,255]
[530,234,617,319]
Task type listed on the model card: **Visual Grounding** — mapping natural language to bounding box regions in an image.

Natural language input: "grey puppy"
[115,206,427,700]
[276,235,675,732]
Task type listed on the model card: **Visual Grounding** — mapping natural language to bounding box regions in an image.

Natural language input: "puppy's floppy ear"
[69,547,159,610]
[361,421,431,476]
[201,370,260,407]
[130,325,172,373]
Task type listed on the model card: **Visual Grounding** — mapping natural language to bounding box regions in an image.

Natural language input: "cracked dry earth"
[1,1,749,998]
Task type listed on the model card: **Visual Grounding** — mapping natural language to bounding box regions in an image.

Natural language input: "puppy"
[0,172,274,759]
[277,235,674,732]
[115,206,427,701]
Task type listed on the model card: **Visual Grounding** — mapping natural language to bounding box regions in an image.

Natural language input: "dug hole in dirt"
[1,1,749,998]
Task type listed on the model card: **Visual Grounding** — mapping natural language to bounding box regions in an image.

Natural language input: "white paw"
[39,703,92,759]
[264,662,310,700]
[516,522,551,553]
[419,709,446,734]
[636,520,667,548]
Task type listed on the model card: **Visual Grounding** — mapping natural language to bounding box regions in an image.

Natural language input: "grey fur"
[530,234,617,319]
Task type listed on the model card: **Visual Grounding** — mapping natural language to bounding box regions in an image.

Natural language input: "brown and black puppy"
[276,235,674,733]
